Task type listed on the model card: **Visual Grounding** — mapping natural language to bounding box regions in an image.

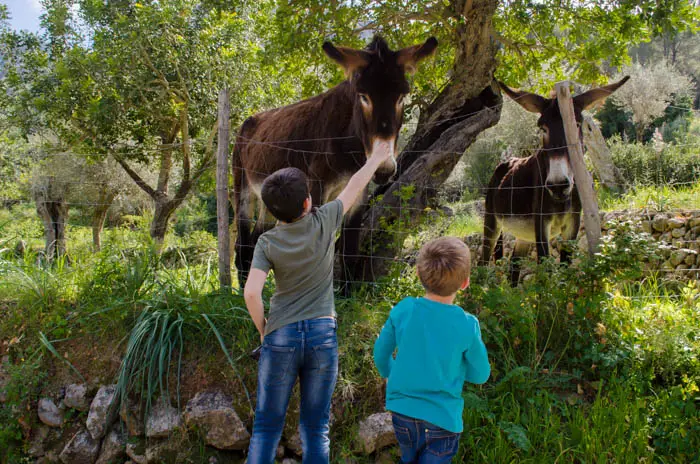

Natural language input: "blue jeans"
[392,412,461,464]
[247,319,338,464]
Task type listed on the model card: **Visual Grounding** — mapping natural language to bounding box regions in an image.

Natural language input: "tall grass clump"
[114,259,254,419]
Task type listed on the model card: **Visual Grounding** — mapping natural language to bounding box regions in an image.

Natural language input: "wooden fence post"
[217,89,232,289]
[555,81,602,255]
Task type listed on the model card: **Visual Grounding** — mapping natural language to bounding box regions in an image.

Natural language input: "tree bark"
[33,179,69,260]
[582,115,628,193]
[150,198,180,243]
[358,0,501,279]
[114,113,216,244]
[92,188,118,251]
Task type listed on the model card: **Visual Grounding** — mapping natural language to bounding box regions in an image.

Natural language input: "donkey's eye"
[359,94,371,106]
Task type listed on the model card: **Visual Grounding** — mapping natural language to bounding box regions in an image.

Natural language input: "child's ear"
[304,196,312,212]
[460,277,470,290]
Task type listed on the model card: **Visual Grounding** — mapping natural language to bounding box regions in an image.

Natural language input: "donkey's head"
[323,36,438,184]
[499,77,629,202]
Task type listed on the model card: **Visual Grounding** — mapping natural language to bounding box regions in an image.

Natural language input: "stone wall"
[465,209,700,280]
[0,374,396,463]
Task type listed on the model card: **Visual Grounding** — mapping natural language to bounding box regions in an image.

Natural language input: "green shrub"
[0,357,47,463]
[609,135,700,186]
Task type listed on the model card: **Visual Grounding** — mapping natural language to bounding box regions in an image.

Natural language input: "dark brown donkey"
[481,77,629,285]
[232,36,438,287]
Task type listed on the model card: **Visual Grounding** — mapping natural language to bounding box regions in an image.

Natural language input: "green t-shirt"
[251,199,344,335]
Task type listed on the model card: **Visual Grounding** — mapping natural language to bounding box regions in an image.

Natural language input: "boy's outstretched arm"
[373,317,397,378]
[336,141,393,214]
[464,319,491,384]
[244,268,269,341]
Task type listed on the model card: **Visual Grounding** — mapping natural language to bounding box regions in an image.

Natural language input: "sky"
[4,0,42,32]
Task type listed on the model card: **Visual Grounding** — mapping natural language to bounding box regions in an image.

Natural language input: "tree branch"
[113,155,158,199]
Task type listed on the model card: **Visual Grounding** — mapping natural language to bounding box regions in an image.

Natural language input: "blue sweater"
[373,297,490,433]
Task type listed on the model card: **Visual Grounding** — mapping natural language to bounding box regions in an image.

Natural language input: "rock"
[184,391,249,450]
[146,401,182,438]
[670,250,689,267]
[120,402,144,437]
[59,428,101,464]
[64,384,91,412]
[208,457,218,464]
[126,442,147,464]
[439,205,454,217]
[95,427,126,464]
[277,445,285,459]
[286,431,303,456]
[29,425,51,457]
[652,215,669,232]
[668,217,685,229]
[38,398,64,428]
[660,232,672,243]
[376,450,397,464]
[120,398,145,437]
[641,221,652,234]
[87,385,118,440]
[36,451,60,464]
[689,217,700,228]
[356,412,397,455]
[685,251,698,266]
[672,227,687,238]
[145,439,181,463]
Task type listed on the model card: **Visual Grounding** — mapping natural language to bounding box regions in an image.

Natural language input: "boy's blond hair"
[416,237,471,297]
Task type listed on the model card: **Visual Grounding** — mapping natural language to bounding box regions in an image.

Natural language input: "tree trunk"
[33,180,69,260]
[150,197,180,243]
[114,111,215,245]
[92,189,118,251]
[359,0,501,279]
[582,115,628,193]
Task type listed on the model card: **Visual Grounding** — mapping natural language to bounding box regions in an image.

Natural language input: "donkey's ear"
[396,37,438,74]
[498,81,549,114]
[573,76,630,110]
[323,42,371,79]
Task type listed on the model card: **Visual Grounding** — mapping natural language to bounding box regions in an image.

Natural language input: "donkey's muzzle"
[545,179,572,201]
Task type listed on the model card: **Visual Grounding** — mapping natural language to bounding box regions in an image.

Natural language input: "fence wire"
[2,83,700,302]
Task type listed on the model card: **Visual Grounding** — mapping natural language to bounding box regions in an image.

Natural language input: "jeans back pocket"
[425,429,460,457]
[260,344,296,386]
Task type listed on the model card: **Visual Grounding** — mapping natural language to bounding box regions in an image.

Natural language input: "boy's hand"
[260,318,267,342]
[337,139,395,214]
[369,139,394,164]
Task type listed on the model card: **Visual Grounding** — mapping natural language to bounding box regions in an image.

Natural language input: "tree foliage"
[610,61,694,139]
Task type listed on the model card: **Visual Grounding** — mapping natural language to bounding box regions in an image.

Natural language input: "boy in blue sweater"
[373,237,490,463]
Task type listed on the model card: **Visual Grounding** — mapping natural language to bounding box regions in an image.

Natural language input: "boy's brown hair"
[261,167,310,223]
[416,237,471,297]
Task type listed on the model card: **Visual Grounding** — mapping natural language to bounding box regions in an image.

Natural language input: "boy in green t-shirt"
[244,143,392,463]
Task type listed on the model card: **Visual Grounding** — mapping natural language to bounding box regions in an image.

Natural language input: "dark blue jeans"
[392,412,461,464]
[247,319,338,464]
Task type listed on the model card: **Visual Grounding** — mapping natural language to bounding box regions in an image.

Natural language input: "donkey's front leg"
[337,203,365,297]
[535,214,550,262]
[559,212,581,264]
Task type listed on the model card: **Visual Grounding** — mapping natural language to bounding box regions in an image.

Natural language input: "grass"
[598,183,700,212]
[1,186,700,462]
